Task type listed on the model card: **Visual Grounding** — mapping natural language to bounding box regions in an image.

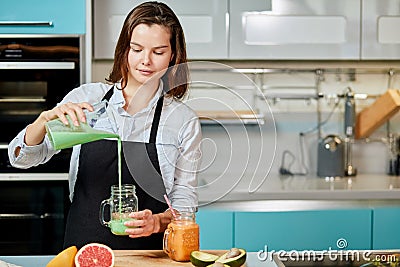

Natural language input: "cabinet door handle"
[0,62,75,70]
[0,213,40,219]
[0,143,8,149]
[0,21,53,27]
[0,98,46,103]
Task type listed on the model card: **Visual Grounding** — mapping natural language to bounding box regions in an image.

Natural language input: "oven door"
[0,61,80,144]
[0,77,72,173]
[0,175,70,255]
[0,35,81,173]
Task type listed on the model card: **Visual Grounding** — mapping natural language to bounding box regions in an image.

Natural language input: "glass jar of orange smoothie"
[163,212,199,262]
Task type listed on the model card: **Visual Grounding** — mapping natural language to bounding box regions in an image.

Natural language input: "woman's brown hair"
[106,1,189,99]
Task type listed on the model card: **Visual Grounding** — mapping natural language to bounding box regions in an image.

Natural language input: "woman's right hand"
[41,102,94,126]
[24,102,94,147]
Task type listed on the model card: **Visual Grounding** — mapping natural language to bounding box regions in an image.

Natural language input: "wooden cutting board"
[114,250,190,266]
[114,250,247,267]
[356,89,400,139]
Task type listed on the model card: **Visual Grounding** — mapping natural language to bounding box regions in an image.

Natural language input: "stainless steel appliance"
[344,87,357,176]
[0,35,83,255]
[0,35,83,172]
[317,135,345,178]
[387,133,400,175]
[0,175,69,255]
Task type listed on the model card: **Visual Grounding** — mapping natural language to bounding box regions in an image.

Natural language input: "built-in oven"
[0,35,83,255]
[0,174,69,255]
[0,34,83,173]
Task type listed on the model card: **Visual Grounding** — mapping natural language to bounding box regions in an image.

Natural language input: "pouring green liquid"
[45,116,120,150]
[45,117,131,235]
[109,138,138,236]
[114,137,125,234]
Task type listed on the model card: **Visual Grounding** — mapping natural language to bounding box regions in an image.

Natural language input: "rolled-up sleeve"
[8,127,59,169]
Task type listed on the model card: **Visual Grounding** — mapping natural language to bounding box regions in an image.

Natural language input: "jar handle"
[99,199,111,227]
[163,227,173,255]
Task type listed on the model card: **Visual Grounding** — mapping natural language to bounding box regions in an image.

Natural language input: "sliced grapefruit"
[74,243,114,267]
[46,245,78,267]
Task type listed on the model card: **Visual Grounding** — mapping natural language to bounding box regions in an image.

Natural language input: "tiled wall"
[92,60,400,183]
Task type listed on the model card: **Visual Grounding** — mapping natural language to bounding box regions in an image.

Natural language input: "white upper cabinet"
[362,0,400,59]
[94,0,400,60]
[93,0,228,59]
[229,0,361,59]
[165,0,228,59]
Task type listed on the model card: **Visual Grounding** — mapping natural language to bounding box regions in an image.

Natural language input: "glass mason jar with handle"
[99,184,138,235]
[163,211,199,262]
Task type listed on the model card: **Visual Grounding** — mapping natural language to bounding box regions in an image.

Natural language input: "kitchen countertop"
[3,250,400,267]
[2,172,399,207]
[113,250,271,267]
[0,251,272,267]
[198,173,400,209]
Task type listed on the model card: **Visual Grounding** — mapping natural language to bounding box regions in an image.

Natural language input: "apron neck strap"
[149,96,164,143]
[102,85,114,102]
[102,85,164,144]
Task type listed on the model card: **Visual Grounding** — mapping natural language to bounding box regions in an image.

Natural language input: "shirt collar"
[109,81,164,113]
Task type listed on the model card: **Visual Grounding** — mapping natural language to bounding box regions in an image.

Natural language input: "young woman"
[8,1,201,250]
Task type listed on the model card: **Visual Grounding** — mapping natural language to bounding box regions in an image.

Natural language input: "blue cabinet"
[0,0,85,34]
[234,209,372,252]
[198,207,399,252]
[372,207,400,249]
[197,210,234,250]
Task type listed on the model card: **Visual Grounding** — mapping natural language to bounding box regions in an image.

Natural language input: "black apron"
[63,87,169,249]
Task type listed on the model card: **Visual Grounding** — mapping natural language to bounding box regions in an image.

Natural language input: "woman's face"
[127,23,173,87]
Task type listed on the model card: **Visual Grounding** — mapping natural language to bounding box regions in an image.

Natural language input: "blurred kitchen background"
[92,0,400,184]
[2,0,400,256]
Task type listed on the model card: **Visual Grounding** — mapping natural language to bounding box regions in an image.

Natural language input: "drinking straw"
[163,194,177,219]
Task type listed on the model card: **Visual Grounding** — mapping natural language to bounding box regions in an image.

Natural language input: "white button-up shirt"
[8,82,202,211]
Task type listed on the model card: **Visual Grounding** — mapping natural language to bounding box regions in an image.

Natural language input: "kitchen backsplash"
[92,60,400,182]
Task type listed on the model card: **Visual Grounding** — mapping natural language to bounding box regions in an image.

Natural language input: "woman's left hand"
[125,209,158,238]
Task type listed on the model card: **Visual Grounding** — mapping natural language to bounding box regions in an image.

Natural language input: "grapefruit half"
[75,243,114,267]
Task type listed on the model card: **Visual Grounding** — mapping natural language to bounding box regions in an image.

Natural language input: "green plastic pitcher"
[45,101,119,150]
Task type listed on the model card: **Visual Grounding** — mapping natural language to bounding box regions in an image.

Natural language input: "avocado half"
[190,251,220,267]
[215,248,247,267]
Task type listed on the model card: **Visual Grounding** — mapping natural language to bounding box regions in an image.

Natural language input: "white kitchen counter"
[197,173,400,209]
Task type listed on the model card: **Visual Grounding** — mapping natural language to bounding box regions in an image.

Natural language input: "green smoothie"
[45,116,119,150]
[110,218,135,235]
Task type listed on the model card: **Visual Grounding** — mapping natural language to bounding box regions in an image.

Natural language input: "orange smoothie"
[164,218,199,262]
